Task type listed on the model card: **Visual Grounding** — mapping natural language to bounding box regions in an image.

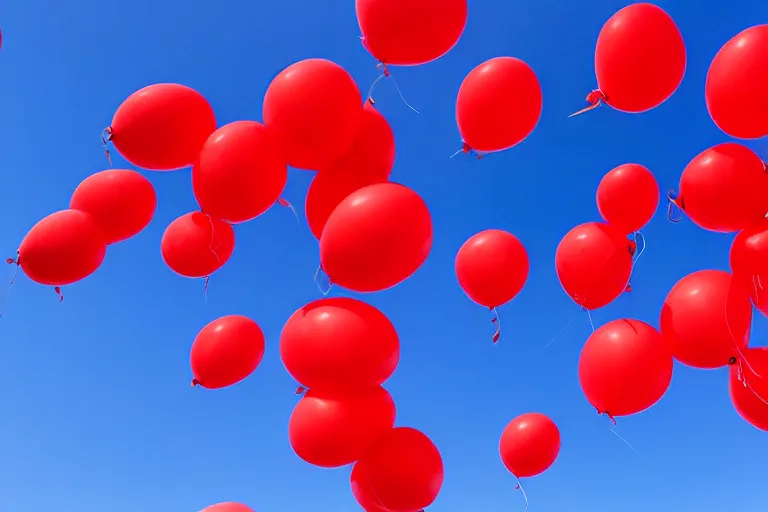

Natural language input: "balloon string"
[568,89,605,118]
[203,276,210,302]
[723,277,760,378]
[584,307,595,333]
[666,190,684,223]
[598,410,639,454]
[490,306,501,344]
[313,265,333,296]
[543,313,578,348]
[277,198,303,233]
[101,127,113,166]
[449,141,484,160]
[736,360,768,406]
[366,62,421,114]
[514,477,530,512]
[0,253,20,319]
[751,274,764,309]
[625,231,646,293]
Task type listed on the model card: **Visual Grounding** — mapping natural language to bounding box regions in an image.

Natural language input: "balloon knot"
[295,386,307,395]
[367,97,376,106]
[5,258,16,265]
[728,356,738,366]
[625,283,632,293]
[54,286,63,302]
[191,378,199,387]
[568,89,605,117]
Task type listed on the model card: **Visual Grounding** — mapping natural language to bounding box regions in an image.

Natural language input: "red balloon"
[280,297,399,392]
[706,25,768,139]
[108,84,216,171]
[456,57,542,152]
[190,315,265,389]
[351,427,443,511]
[263,59,363,171]
[677,143,768,233]
[555,222,632,310]
[289,386,395,468]
[69,169,156,245]
[455,229,529,308]
[579,319,673,417]
[499,413,560,478]
[19,210,107,286]
[320,183,433,292]
[201,503,254,512]
[660,270,752,369]
[730,218,768,314]
[591,3,686,113]
[160,212,235,278]
[192,121,287,224]
[355,0,467,66]
[305,165,387,240]
[729,347,768,431]
[596,163,659,234]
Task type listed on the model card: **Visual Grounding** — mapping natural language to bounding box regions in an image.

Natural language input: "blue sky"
[1,1,767,511]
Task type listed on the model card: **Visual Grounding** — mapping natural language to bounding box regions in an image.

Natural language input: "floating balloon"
[106,84,216,171]
[456,57,542,153]
[263,59,363,171]
[289,386,395,468]
[201,503,254,512]
[706,25,768,139]
[18,210,107,286]
[555,222,632,310]
[160,212,235,278]
[69,169,156,245]
[192,121,287,224]
[577,3,686,114]
[190,315,265,389]
[596,163,659,234]
[355,0,468,66]
[280,297,399,392]
[579,319,673,417]
[499,413,560,478]
[730,219,768,314]
[729,347,768,431]
[320,183,433,292]
[675,143,768,233]
[351,427,443,512]
[660,270,752,369]
[455,229,529,308]
[305,165,387,240]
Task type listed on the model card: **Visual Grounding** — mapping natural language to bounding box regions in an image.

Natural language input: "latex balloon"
[499,413,560,478]
[660,270,752,369]
[590,3,686,113]
[192,121,287,223]
[729,347,768,431]
[190,315,265,389]
[323,101,395,179]
[69,169,157,245]
[351,427,443,511]
[201,503,254,512]
[263,59,363,171]
[555,222,633,310]
[289,386,395,468]
[107,84,216,171]
[579,319,673,417]
[676,143,768,233]
[356,0,468,66]
[19,210,107,286]
[160,212,235,278]
[730,218,768,314]
[706,25,768,139]
[320,183,433,292]
[280,297,399,391]
[455,229,529,308]
[596,163,659,234]
[456,57,542,152]
[305,165,387,240]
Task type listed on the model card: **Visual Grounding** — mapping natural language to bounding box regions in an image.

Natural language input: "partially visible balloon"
[729,347,768,431]
[160,212,235,278]
[499,413,560,478]
[730,218,768,314]
[596,163,659,234]
[200,503,254,512]
[107,84,216,170]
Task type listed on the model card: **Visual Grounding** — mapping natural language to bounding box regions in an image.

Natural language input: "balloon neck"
[295,386,307,395]
[191,378,200,387]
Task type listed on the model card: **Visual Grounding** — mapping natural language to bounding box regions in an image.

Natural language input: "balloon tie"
[490,306,501,344]
[568,89,605,117]
[54,286,64,302]
[313,265,333,296]
[360,464,397,512]
[625,232,646,293]
[295,386,307,395]
[278,198,303,233]
[191,378,200,387]
[450,141,484,160]
[0,252,20,319]
[366,61,421,114]
[514,476,530,512]
[666,190,684,223]
[101,127,113,166]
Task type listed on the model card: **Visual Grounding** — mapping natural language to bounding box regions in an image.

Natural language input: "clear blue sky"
[1,1,767,511]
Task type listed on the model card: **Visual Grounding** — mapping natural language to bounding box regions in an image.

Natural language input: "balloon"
[201,503,254,512]
[596,163,659,234]
[729,347,768,431]
[579,319,673,417]
[351,427,443,511]
[280,297,399,392]
[455,229,529,308]
[69,169,157,245]
[323,101,395,179]
[289,386,395,468]
[706,25,768,139]
[190,315,265,389]
[305,165,387,240]
[355,0,468,66]
[589,3,686,113]
[555,222,633,310]
[730,219,768,314]
[499,413,560,478]
[107,84,216,171]
[19,210,107,286]
[660,270,752,369]
[160,212,235,278]
[263,59,363,171]
[192,121,287,224]
[456,57,542,152]
[320,183,433,292]
[676,143,768,233]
